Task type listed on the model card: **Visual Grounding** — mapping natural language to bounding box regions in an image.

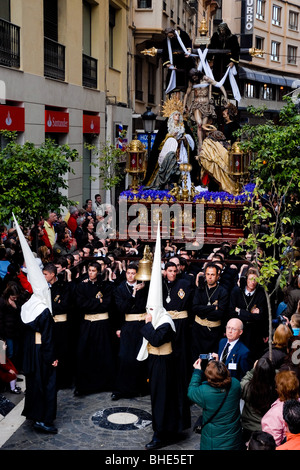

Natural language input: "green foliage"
[87,134,126,191]
[237,98,300,223]
[232,181,297,294]
[0,132,79,227]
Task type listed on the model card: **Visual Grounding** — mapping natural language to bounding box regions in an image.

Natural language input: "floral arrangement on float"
[119,183,255,204]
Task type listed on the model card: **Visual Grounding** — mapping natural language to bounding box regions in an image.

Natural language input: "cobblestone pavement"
[1,387,201,452]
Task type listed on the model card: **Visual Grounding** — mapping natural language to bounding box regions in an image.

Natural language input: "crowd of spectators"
[0,193,300,449]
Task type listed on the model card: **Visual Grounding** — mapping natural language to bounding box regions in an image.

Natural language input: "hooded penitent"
[137,222,175,361]
[12,214,52,324]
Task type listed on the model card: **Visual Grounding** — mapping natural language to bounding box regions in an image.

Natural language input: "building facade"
[0,0,299,209]
[0,0,133,207]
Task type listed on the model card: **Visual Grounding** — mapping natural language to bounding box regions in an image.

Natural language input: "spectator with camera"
[188,358,244,450]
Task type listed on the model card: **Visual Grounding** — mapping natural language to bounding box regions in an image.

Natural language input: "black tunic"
[50,279,73,389]
[228,285,269,361]
[113,281,149,397]
[162,29,195,93]
[163,277,194,430]
[75,278,116,394]
[21,308,57,425]
[191,281,229,360]
[140,320,179,437]
[208,30,240,93]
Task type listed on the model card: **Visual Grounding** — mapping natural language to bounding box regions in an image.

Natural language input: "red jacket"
[276,432,300,450]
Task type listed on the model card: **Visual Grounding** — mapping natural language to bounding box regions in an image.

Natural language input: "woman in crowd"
[261,370,300,446]
[188,358,244,450]
[240,357,277,443]
[260,323,293,369]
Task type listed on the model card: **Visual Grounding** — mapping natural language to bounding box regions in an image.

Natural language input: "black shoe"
[145,438,165,450]
[33,422,58,434]
[111,392,121,401]
[10,388,21,394]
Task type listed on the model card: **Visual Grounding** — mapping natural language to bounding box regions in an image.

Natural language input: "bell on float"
[135,245,153,281]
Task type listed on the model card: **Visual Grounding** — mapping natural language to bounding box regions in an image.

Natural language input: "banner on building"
[0,105,25,132]
[45,110,69,133]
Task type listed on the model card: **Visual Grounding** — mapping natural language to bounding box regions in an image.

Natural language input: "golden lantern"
[229,141,249,194]
[199,18,208,36]
[125,137,147,193]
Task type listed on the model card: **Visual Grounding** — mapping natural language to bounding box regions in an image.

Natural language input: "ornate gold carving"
[206,209,216,226]
[222,209,231,226]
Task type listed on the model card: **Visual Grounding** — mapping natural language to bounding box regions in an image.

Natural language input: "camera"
[199,353,214,361]
[272,314,287,327]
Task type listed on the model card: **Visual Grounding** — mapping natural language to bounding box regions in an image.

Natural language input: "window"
[245,82,255,98]
[272,5,281,26]
[135,57,143,101]
[137,0,152,7]
[271,41,280,61]
[288,45,297,65]
[44,0,65,80]
[148,63,156,103]
[0,0,10,21]
[261,83,274,100]
[109,6,115,68]
[83,1,91,56]
[255,36,265,57]
[44,0,58,41]
[256,0,265,20]
[289,11,299,31]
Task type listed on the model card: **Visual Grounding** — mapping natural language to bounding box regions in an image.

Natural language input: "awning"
[240,67,299,87]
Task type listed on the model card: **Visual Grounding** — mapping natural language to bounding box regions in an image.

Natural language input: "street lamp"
[142,106,157,160]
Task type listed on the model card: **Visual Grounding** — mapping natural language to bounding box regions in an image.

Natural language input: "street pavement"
[0,377,201,453]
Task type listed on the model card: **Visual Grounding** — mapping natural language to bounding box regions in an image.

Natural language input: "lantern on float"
[125,137,146,192]
[229,141,249,195]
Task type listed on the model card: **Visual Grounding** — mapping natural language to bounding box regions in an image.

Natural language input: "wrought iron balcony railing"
[44,37,65,81]
[0,18,20,68]
[83,53,97,88]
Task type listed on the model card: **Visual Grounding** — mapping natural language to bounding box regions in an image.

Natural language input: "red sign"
[45,110,69,133]
[0,105,25,132]
[83,114,100,134]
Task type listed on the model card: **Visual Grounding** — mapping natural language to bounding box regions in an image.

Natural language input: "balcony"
[82,53,97,89]
[44,37,65,81]
[0,18,20,68]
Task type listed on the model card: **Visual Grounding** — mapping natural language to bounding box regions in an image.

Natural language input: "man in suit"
[217,318,252,381]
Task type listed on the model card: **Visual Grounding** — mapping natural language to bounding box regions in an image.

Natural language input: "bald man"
[216,318,252,380]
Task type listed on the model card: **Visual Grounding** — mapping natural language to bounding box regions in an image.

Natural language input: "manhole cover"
[92,407,152,431]
[107,412,138,425]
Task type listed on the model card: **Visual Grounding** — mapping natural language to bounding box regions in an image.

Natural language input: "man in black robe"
[141,310,179,450]
[191,262,229,361]
[13,213,58,434]
[162,27,195,95]
[111,263,149,400]
[207,22,240,96]
[43,262,73,389]
[228,267,268,361]
[21,301,58,433]
[74,261,116,395]
[163,261,194,431]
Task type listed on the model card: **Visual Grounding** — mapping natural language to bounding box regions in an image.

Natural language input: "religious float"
[118,127,254,246]
[118,21,261,246]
